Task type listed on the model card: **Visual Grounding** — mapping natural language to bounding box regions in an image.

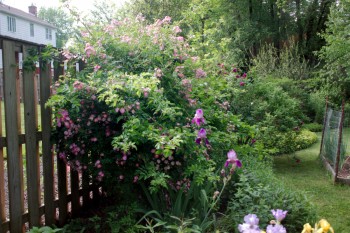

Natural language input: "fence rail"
[0,37,100,232]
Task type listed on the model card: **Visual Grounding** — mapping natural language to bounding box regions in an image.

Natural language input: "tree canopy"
[38,7,74,48]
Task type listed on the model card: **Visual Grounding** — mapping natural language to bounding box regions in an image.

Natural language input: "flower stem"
[200,175,230,229]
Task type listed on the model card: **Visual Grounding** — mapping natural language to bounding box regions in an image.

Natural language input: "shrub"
[259,129,317,155]
[63,203,141,233]
[309,91,327,124]
[218,170,316,233]
[303,123,324,132]
[231,81,305,132]
[251,42,310,80]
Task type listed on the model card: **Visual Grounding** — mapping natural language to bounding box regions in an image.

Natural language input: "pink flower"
[225,150,242,168]
[133,176,139,183]
[154,68,163,78]
[176,36,184,42]
[195,68,207,78]
[240,82,245,86]
[191,56,199,63]
[84,43,95,57]
[119,108,125,114]
[95,160,102,169]
[173,26,182,34]
[120,35,132,43]
[94,65,101,72]
[162,16,172,23]
[182,79,191,87]
[136,13,145,22]
[73,81,84,90]
[143,88,150,98]
[91,137,98,142]
[58,152,66,160]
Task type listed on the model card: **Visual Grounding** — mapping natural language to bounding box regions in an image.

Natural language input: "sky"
[2,0,127,14]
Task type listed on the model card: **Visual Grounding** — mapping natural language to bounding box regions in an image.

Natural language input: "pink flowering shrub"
[47,14,264,230]
[48,15,226,195]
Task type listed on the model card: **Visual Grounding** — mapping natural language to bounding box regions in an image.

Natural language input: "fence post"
[319,97,329,157]
[0,42,6,233]
[39,46,56,225]
[3,40,25,233]
[23,45,41,227]
[334,99,345,183]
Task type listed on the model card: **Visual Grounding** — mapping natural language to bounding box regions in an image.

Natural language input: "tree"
[319,0,350,99]
[125,0,191,23]
[38,7,74,48]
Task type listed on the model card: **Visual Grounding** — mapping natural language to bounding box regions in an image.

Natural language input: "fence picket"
[82,171,90,208]
[0,88,4,231]
[3,40,24,232]
[56,62,68,226]
[23,45,41,227]
[70,171,80,217]
[39,56,55,226]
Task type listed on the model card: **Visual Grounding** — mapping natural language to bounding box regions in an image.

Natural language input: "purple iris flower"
[192,109,205,126]
[271,209,288,222]
[266,224,287,233]
[225,150,242,168]
[195,128,209,145]
[238,214,261,233]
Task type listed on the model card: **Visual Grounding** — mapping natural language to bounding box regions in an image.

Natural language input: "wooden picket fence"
[0,37,101,233]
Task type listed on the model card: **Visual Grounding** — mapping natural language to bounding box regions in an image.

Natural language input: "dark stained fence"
[0,37,101,232]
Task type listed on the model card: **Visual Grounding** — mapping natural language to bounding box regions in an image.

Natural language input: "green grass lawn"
[274,132,350,233]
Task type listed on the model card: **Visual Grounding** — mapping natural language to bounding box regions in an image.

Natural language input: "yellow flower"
[317,219,334,233]
[302,223,314,233]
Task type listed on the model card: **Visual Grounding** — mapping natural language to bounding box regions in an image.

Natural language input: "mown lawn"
[274,132,350,233]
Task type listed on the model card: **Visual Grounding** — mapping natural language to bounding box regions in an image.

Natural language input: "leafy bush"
[62,203,141,233]
[303,123,324,132]
[309,91,327,124]
[259,129,317,155]
[218,170,316,233]
[231,81,305,132]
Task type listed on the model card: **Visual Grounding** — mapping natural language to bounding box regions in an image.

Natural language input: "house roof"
[0,3,56,29]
